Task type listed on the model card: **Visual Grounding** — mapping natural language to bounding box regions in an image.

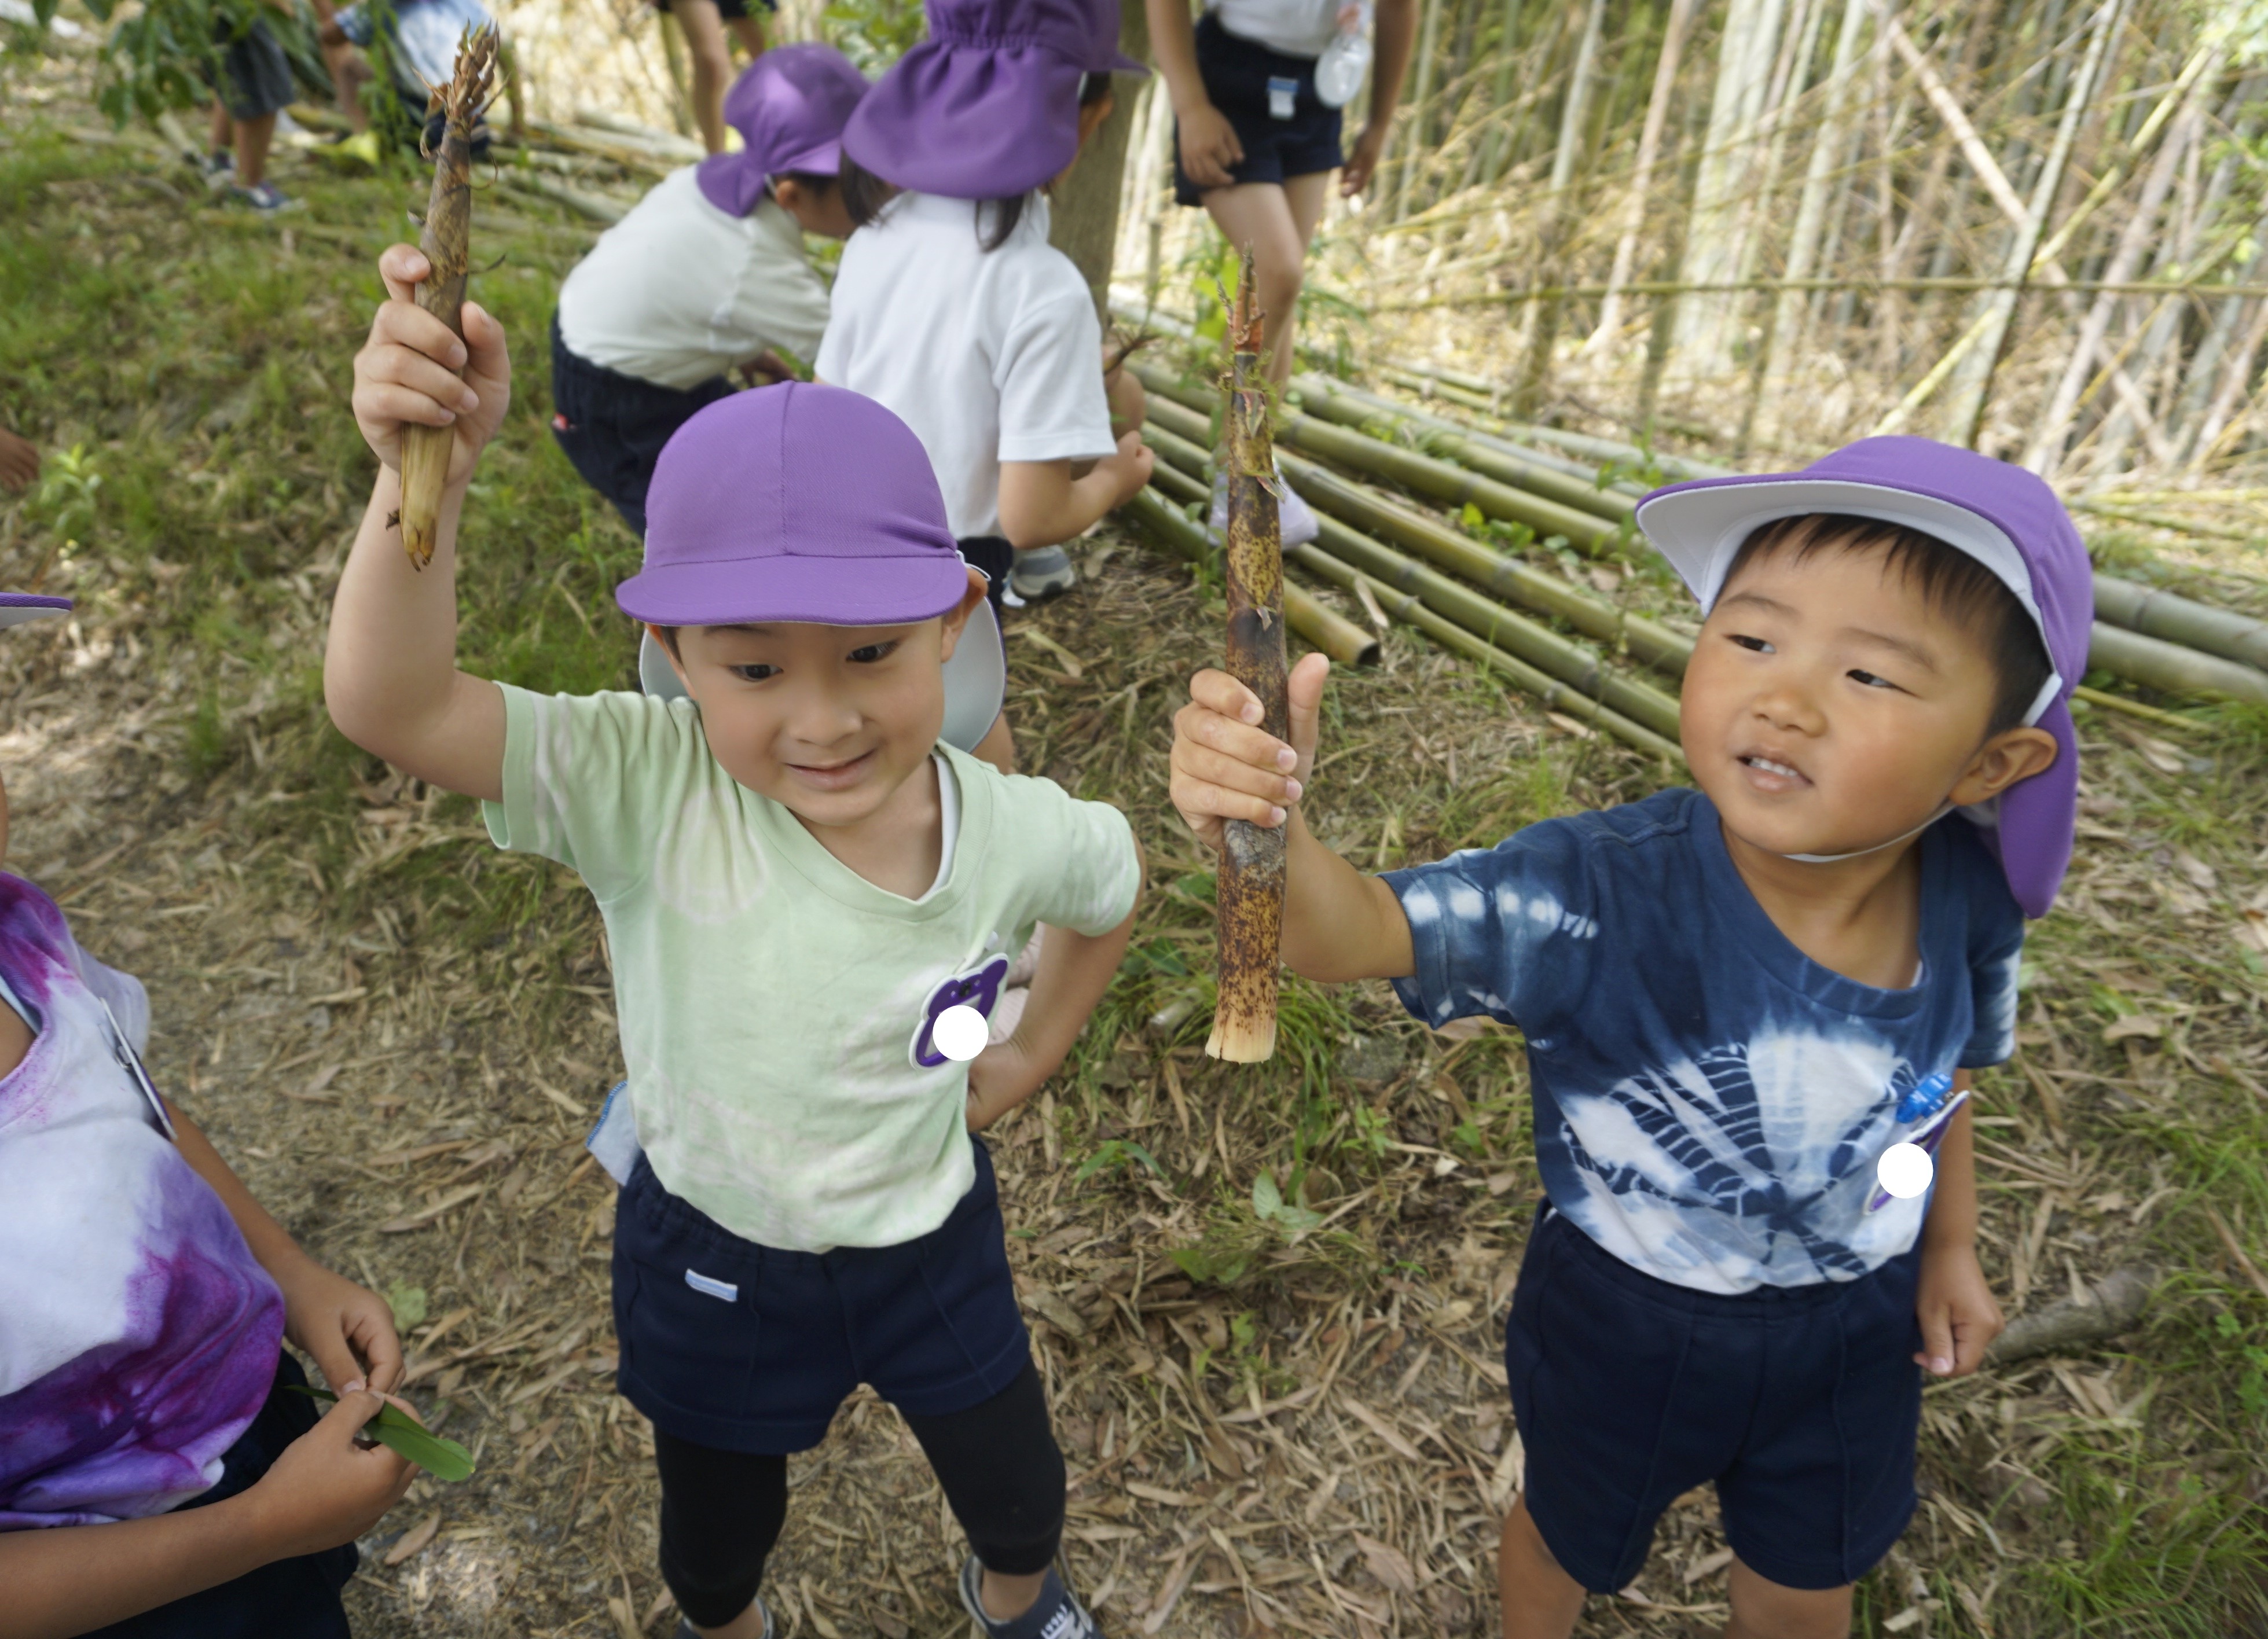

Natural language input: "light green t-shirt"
[483,686,1141,1252]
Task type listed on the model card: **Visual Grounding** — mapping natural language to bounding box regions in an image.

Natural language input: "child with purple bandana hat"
[817,0,1157,626]
[1169,437,2093,1638]
[551,45,865,542]
[0,594,423,1636]
[334,245,1143,1639]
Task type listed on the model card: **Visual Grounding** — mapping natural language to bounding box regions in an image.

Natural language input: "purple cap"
[842,0,1147,200]
[0,593,70,629]
[695,45,869,218]
[616,382,971,627]
[1636,435,2094,918]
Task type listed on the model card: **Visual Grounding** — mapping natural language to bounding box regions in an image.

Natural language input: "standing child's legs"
[673,0,737,155]
[232,111,277,189]
[1498,1498,1586,1639]
[1198,171,1333,394]
[901,1359,1066,1622]
[725,11,767,60]
[1722,1560,1853,1639]
[652,1433,788,1638]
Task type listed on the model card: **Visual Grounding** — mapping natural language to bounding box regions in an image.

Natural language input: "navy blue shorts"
[1506,1206,1924,1594]
[1173,14,1344,206]
[82,1353,355,1638]
[549,314,734,539]
[612,1137,1032,1454]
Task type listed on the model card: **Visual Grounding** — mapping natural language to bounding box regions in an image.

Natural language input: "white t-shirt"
[557,166,834,392]
[1212,0,1339,60]
[816,191,1117,541]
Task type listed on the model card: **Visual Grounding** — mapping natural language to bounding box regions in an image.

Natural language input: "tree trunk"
[1584,0,1696,355]
[1048,0,1151,319]
[1510,0,1605,414]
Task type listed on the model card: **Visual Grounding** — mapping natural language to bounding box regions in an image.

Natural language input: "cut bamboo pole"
[1129,360,1625,554]
[2091,574,2268,674]
[1286,545,1687,763]
[1584,0,1696,354]
[2086,622,2268,703]
[397,28,500,572]
[1143,403,1694,682]
[1140,420,1686,737]
[1207,255,1288,1065]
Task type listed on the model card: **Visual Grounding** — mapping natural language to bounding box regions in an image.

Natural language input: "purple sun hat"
[0,594,70,629]
[1635,435,2094,918]
[695,44,869,218]
[618,383,1006,749]
[842,0,1147,200]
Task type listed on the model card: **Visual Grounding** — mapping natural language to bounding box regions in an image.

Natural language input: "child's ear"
[1948,723,2059,807]
[935,570,988,660]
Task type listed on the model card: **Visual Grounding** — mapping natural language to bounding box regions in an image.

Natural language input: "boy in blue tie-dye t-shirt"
[1170,439,2093,1638]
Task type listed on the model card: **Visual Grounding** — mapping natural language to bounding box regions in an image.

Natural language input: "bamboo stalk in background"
[397,28,500,572]
[1584,0,1694,354]
[2091,574,2268,674]
[1208,254,1289,1065]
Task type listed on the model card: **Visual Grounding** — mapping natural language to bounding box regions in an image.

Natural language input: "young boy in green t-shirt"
[330,243,1140,1639]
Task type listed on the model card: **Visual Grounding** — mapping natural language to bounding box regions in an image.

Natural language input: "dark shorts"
[210,16,295,123]
[1506,1206,1924,1594]
[549,314,734,539]
[958,535,1013,619]
[650,0,777,23]
[82,1353,357,1638]
[611,1137,1032,1454]
[1173,13,1345,206]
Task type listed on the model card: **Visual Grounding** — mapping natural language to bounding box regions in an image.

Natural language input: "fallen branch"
[1988,1267,2155,1365]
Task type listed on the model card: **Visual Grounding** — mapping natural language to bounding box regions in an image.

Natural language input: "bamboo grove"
[1109,0,2268,483]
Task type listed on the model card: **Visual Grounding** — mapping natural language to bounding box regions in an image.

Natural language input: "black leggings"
[654,1359,1065,1628]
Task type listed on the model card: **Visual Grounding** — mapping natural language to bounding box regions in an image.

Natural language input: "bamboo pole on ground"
[1131,361,1626,554]
[1285,545,1687,762]
[2091,575,2268,674]
[397,28,500,572]
[1208,256,1289,1064]
[2084,622,2268,703]
[1140,420,1686,736]
[1125,481,1380,667]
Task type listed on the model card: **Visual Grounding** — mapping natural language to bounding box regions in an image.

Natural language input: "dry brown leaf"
[1352,1533,1417,1594]
[2102,1015,2164,1043]
[382,1512,441,1567]
[1339,1395,1422,1460]
[377,1182,487,1232]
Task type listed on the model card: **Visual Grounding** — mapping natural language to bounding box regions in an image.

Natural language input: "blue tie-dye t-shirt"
[1383,788,2023,1295]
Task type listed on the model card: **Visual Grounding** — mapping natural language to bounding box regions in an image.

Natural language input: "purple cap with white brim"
[619,383,1004,749]
[842,0,1147,201]
[695,44,869,218]
[0,594,71,629]
[1635,435,2094,918]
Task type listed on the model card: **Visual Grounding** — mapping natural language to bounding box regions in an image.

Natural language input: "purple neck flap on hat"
[696,153,765,217]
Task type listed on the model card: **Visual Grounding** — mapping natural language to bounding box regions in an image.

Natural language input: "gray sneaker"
[675,1596,773,1639]
[957,1557,1098,1638]
[197,149,234,191]
[226,181,298,215]
[1007,546,1077,605]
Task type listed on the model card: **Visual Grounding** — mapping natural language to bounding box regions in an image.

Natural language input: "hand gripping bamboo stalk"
[396,27,500,570]
[1206,248,1289,1065]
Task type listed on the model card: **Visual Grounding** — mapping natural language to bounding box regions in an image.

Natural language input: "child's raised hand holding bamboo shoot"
[351,245,512,490]
[1169,650,1416,984]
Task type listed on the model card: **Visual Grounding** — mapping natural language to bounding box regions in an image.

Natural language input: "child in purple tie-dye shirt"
[0,591,423,1638]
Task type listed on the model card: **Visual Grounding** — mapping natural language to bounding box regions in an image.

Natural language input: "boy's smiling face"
[654,573,985,835]
[1681,543,2058,862]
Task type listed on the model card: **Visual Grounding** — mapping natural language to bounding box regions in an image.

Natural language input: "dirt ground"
[5,31,2268,1639]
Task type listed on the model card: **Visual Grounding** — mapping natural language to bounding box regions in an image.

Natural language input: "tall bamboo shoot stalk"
[1208,252,1289,1065]
[397,28,500,572]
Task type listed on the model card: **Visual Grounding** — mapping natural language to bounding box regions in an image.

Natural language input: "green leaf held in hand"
[288,1387,477,1482]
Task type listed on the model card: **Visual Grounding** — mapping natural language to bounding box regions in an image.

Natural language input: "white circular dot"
[931,1004,989,1063]
[1876,1142,1935,1200]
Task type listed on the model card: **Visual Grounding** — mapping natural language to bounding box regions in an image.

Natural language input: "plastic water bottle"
[1314,1,1371,108]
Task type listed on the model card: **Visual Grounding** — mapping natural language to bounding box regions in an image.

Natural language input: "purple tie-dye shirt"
[0,873,285,1529]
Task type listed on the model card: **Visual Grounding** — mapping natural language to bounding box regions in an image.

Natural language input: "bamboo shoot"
[397,27,500,572]
[1208,252,1289,1064]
